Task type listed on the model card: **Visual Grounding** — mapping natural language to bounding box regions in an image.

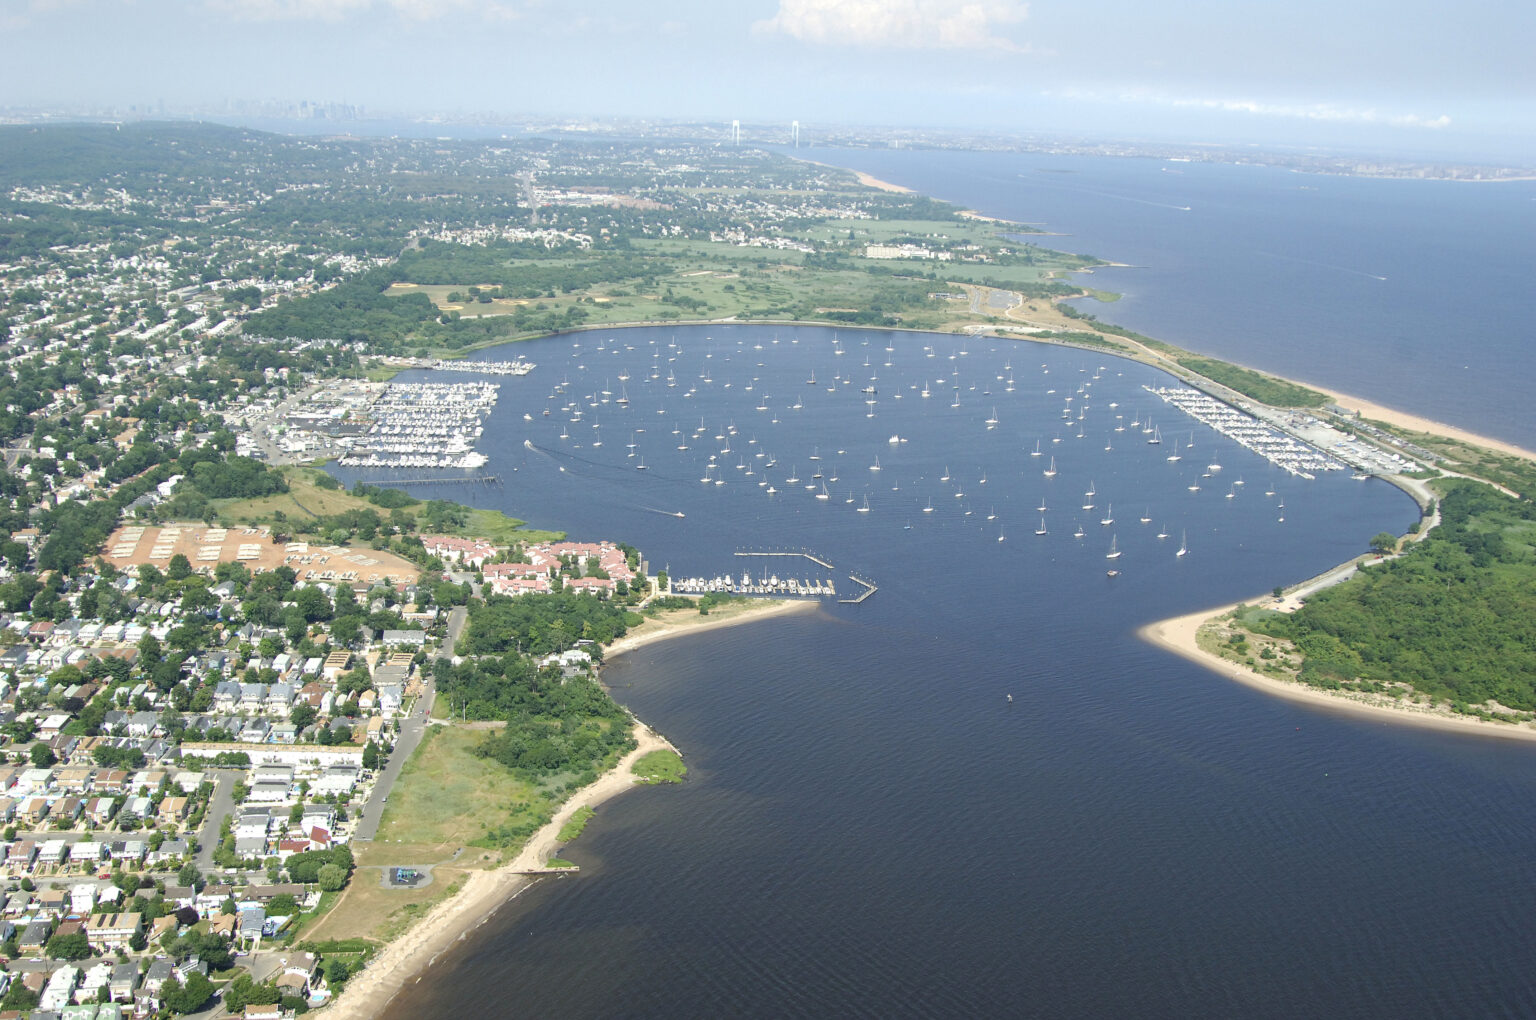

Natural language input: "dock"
[666,549,878,604]
[838,574,878,604]
[370,475,502,488]
[734,549,835,570]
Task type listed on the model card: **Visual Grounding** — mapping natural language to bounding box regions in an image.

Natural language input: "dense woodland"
[1248,482,1536,711]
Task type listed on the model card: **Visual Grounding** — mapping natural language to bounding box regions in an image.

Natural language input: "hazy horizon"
[5,0,1533,164]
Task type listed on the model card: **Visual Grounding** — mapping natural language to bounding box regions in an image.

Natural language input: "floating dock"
[370,475,501,488]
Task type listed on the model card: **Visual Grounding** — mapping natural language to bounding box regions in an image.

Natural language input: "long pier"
[370,475,501,488]
[734,549,836,570]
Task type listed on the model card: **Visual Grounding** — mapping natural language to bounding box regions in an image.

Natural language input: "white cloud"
[1053,88,1451,130]
[206,0,519,21]
[754,0,1029,52]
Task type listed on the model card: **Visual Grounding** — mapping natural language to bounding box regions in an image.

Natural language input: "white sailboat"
[1177,530,1188,557]
[1035,516,1048,536]
[1100,503,1114,526]
[1031,439,1042,457]
[1106,535,1122,559]
[1043,457,1057,478]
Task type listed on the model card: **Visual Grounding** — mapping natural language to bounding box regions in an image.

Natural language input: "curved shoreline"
[327,598,813,1018]
[1139,600,1536,743]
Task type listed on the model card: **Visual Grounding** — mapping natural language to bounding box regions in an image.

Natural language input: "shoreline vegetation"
[325,598,807,1017]
[321,157,1536,1013]
[1139,604,1536,743]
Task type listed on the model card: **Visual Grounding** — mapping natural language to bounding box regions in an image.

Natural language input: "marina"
[426,356,536,376]
[330,381,500,469]
[1146,385,1347,478]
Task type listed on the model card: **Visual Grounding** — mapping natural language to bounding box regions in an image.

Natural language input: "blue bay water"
[346,323,1536,1019]
[788,148,1536,451]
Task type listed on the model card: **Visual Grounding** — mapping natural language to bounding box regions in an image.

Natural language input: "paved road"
[195,772,238,873]
[350,607,460,842]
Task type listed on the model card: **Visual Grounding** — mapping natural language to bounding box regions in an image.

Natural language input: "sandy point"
[1139,604,1536,744]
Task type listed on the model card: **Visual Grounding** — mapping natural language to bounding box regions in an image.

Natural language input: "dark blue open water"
[343,324,1536,1019]
[787,148,1536,451]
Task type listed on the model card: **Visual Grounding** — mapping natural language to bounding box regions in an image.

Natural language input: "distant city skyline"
[4,0,1533,162]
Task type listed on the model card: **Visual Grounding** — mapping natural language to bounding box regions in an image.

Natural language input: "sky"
[4,0,1534,161]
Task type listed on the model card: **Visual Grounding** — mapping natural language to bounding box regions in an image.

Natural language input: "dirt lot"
[101,522,419,587]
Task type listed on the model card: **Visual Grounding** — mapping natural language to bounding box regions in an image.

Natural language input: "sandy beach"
[605,597,820,659]
[1310,386,1536,463]
[850,170,912,194]
[1139,603,1536,743]
[325,598,813,1018]
[327,723,678,1019]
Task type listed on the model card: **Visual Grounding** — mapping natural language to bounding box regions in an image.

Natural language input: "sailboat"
[1043,457,1057,478]
[1105,535,1122,559]
[1166,440,1181,462]
[1035,516,1048,536]
[922,499,934,514]
[857,495,870,513]
[1177,530,1188,557]
[1100,503,1114,526]
[1140,508,1152,524]
[1073,522,1085,539]
[816,481,830,501]
[870,456,882,472]
[1147,425,1162,445]
[1031,439,1042,457]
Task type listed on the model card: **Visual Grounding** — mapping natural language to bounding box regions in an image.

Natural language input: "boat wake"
[1255,250,1387,281]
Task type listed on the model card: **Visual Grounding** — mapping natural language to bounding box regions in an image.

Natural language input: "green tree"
[161,971,216,1014]
[317,862,348,891]
[1369,532,1398,555]
[46,929,91,960]
[29,742,55,768]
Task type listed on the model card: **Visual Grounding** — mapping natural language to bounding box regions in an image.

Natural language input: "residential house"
[84,912,142,952]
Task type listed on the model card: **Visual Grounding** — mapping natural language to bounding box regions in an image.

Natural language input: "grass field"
[212,466,379,525]
[384,218,1101,348]
[375,723,548,849]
